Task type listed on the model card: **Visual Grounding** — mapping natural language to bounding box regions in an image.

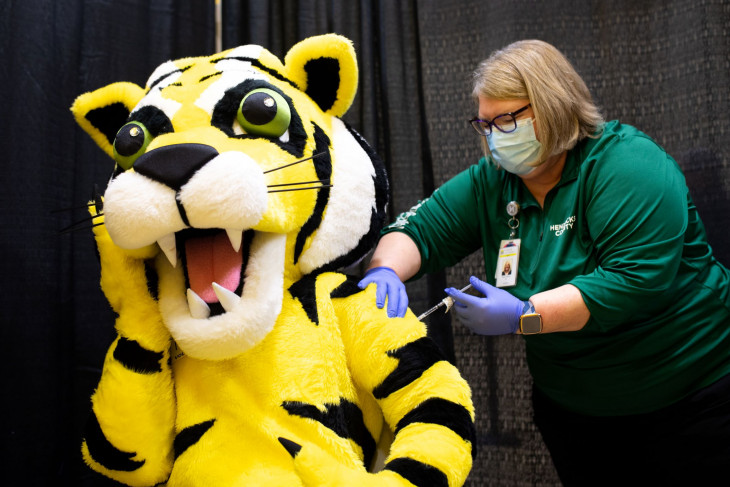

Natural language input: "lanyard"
[496,201,521,288]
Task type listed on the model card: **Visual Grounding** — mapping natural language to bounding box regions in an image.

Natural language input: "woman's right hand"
[358,266,409,318]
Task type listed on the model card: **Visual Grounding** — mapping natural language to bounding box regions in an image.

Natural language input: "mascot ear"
[284,34,358,117]
[71,82,146,159]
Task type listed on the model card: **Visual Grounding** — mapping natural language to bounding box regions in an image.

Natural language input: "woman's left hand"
[445,276,526,335]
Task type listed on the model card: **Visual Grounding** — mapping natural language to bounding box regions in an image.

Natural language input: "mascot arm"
[287,275,475,487]
[81,207,176,487]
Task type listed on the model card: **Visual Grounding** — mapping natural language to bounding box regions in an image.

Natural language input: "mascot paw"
[278,437,411,487]
[278,437,368,486]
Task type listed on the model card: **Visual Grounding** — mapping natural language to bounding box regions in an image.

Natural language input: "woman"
[359,39,730,484]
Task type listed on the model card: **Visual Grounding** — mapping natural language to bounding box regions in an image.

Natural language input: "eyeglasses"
[469,104,531,136]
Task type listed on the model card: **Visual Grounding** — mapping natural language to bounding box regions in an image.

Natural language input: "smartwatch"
[518,300,543,335]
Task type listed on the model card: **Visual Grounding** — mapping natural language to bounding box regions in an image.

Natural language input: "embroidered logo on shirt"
[387,197,431,229]
[549,215,576,236]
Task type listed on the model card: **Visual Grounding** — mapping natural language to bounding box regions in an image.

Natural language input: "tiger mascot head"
[72,34,387,360]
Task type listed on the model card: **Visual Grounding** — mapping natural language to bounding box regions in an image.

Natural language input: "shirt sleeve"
[382,164,485,280]
[568,133,689,328]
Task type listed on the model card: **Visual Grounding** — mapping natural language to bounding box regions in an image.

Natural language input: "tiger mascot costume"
[72,34,475,486]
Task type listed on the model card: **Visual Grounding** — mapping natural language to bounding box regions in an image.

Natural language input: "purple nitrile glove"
[358,266,409,318]
[445,276,525,335]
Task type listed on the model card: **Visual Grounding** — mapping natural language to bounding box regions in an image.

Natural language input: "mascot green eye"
[237,89,291,138]
[113,121,152,170]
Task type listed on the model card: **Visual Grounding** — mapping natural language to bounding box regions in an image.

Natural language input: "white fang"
[212,282,240,312]
[157,233,178,268]
[187,288,211,319]
[226,229,243,252]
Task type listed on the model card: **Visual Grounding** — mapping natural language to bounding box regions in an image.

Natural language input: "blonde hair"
[472,40,603,164]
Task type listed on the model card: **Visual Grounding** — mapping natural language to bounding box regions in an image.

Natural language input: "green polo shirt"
[384,120,730,416]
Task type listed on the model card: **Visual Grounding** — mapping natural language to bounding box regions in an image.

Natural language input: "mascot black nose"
[134,143,219,191]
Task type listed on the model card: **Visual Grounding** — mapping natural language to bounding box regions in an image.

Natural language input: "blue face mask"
[487,118,542,176]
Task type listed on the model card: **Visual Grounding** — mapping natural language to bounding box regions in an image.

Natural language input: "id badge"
[495,239,520,288]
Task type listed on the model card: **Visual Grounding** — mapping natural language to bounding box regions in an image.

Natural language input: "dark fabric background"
[1,1,728,486]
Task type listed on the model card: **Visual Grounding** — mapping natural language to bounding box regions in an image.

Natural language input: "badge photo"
[495,239,520,288]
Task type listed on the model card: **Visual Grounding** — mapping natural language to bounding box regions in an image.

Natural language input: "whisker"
[59,213,104,234]
[59,221,105,235]
[264,152,326,174]
[267,179,330,188]
[268,184,333,193]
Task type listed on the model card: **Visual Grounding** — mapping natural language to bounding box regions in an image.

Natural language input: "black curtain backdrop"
[2,1,728,486]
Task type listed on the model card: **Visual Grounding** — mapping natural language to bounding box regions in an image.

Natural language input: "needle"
[417,284,473,321]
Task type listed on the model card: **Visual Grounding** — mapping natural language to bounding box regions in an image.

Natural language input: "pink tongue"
[185,232,243,303]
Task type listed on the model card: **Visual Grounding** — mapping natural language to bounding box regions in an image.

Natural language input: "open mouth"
[168,228,253,318]
[154,229,285,360]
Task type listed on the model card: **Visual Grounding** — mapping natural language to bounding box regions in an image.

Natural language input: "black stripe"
[394,397,477,459]
[199,72,222,83]
[309,122,388,273]
[215,57,300,90]
[83,412,145,472]
[144,259,159,300]
[278,437,302,458]
[289,122,389,275]
[175,197,191,227]
[174,420,215,459]
[209,79,307,158]
[384,457,448,487]
[288,275,319,325]
[113,336,163,374]
[129,105,174,138]
[330,275,362,299]
[293,124,332,265]
[372,337,445,399]
[148,65,191,91]
[340,400,376,467]
[282,399,376,467]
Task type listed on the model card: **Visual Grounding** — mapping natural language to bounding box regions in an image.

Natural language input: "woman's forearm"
[529,284,590,333]
[366,232,422,282]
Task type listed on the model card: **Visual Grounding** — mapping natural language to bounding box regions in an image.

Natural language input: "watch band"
[522,300,535,315]
[518,300,542,335]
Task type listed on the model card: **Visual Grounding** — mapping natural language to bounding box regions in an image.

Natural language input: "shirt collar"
[502,146,582,210]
